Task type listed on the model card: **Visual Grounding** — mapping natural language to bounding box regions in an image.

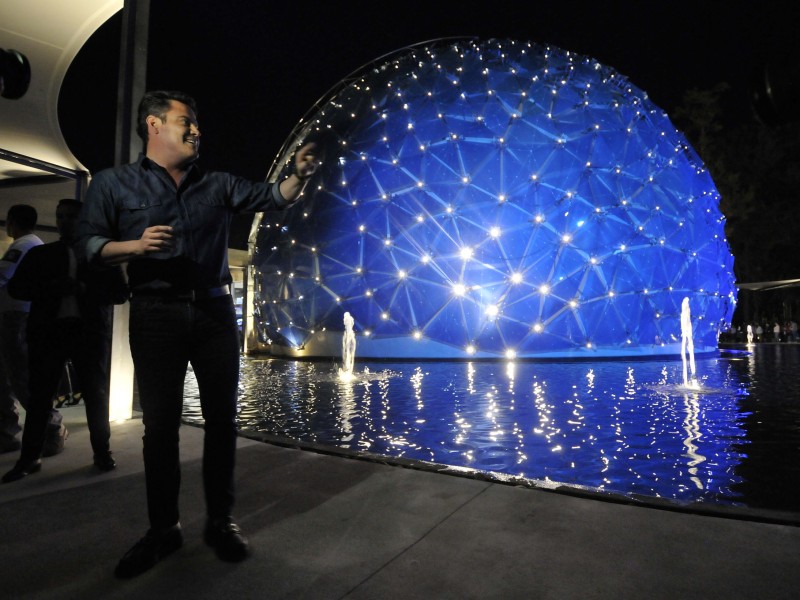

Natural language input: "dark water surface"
[183,344,800,514]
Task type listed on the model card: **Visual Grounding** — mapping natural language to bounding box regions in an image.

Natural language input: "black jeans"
[129,294,240,530]
[22,319,110,461]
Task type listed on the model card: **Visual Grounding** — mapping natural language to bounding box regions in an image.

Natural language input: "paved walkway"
[1,406,798,599]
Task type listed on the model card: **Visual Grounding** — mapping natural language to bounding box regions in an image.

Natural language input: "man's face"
[56,206,80,241]
[151,100,200,164]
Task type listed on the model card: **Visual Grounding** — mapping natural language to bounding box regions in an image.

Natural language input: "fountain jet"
[338,312,357,381]
[681,297,699,389]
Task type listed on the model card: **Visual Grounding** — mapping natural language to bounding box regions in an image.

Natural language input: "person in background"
[2,199,127,483]
[78,90,319,578]
[0,205,66,455]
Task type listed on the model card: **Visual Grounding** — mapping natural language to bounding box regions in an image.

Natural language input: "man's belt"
[132,284,231,302]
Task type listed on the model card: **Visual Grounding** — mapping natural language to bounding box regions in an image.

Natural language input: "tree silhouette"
[673,84,800,323]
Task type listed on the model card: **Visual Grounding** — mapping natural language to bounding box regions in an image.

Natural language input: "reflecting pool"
[183,344,800,513]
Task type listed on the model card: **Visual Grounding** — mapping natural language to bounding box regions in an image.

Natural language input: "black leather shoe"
[93,451,116,471]
[2,458,42,483]
[114,525,183,579]
[204,517,250,562]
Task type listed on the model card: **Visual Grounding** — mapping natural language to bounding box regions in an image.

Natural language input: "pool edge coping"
[220,424,800,529]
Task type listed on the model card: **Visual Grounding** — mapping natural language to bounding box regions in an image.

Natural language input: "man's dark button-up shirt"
[78,154,291,291]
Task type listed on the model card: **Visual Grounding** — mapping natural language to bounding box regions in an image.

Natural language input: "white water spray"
[681,297,699,389]
[338,312,357,381]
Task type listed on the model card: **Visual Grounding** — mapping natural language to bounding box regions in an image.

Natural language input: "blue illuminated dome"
[250,38,737,359]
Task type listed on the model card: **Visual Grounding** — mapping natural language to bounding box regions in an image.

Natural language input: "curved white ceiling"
[0,0,122,179]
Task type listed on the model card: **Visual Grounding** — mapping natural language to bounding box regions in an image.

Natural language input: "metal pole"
[114,0,150,166]
[109,0,149,420]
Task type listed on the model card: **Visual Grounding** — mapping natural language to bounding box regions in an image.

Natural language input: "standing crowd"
[0,202,116,464]
[722,319,799,343]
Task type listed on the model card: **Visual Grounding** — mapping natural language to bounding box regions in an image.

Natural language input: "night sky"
[58,1,790,244]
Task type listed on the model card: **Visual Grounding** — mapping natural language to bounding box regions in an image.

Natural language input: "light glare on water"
[183,345,800,513]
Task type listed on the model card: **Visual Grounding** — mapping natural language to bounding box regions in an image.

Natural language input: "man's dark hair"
[136,90,198,144]
[57,198,83,211]
[7,204,37,230]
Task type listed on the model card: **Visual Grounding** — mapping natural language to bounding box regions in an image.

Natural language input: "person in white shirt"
[0,205,65,455]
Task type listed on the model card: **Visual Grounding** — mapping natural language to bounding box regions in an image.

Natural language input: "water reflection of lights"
[182,351,790,508]
[335,377,357,436]
[682,393,707,491]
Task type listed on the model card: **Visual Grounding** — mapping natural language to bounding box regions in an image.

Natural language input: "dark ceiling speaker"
[0,48,31,100]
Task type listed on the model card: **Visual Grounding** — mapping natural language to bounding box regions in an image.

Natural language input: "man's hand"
[99,225,173,265]
[280,142,321,203]
[294,142,319,180]
[137,225,173,255]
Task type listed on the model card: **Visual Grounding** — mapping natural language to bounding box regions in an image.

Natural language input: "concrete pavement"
[1,406,798,599]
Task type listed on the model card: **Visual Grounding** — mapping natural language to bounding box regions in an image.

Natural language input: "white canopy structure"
[1,0,134,420]
[0,0,122,232]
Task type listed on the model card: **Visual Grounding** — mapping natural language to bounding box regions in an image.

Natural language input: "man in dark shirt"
[78,90,318,578]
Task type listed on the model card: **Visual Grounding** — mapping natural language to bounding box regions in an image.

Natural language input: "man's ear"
[147,115,160,134]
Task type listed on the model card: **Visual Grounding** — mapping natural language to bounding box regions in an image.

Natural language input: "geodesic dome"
[250,38,736,359]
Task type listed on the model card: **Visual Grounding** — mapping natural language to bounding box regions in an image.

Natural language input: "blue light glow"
[252,39,736,358]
